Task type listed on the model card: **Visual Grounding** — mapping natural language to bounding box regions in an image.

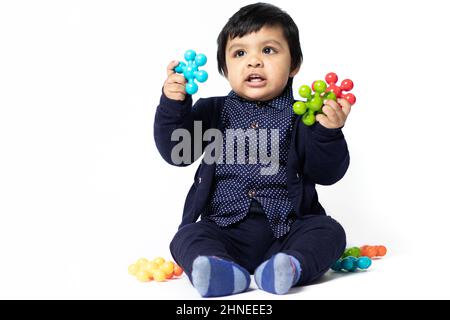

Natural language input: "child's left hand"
[315,98,352,129]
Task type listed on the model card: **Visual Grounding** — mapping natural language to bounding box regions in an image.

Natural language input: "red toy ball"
[324,72,356,105]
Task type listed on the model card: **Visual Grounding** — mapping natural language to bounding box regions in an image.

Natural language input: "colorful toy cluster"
[174,49,208,95]
[331,245,387,272]
[292,72,356,126]
[128,257,184,282]
[331,256,372,272]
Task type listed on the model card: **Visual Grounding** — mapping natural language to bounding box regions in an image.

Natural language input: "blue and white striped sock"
[254,253,301,295]
[191,256,250,297]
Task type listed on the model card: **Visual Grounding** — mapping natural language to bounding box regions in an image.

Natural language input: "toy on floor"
[360,245,387,258]
[331,256,372,272]
[342,246,361,258]
[128,257,184,282]
[331,245,387,272]
[292,72,356,126]
[174,49,208,95]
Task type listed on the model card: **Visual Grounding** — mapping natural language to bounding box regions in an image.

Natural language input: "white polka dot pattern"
[202,86,296,238]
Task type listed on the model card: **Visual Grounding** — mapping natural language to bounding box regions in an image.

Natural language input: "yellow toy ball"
[130,257,183,282]
[153,257,165,265]
[160,261,174,275]
[136,270,151,282]
[128,264,139,276]
[153,269,166,282]
[136,258,149,266]
[143,261,159,272]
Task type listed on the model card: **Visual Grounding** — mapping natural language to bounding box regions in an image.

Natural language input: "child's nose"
[247,55,263,68]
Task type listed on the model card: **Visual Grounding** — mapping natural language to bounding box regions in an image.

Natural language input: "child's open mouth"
[246,74,267,88]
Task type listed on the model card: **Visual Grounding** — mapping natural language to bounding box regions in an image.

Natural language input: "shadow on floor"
[285,269,373,295]
[312,269,372,285]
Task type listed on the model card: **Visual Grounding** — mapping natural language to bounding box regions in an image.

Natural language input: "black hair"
[217,2,302,76]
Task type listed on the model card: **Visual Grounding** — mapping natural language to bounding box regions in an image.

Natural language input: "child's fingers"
[163,81,186,100]
[316,114,332,128]
[324,99,340,109]
[166,83,186,94]
[324,100,346,124]
[166,73,187,85]
[166,60,180,76]
[338,98,352,116]
[321,105,339,124]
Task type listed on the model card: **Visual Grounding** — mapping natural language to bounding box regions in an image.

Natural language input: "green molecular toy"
[342,246,361,258]
[293,72,356,126]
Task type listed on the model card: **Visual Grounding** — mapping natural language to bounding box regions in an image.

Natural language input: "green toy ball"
[293,101,307,115]
[292,72,356,126]
[302,111,316,126]
[313,80,327,93]
[343,247,361,258]
[323,91,337,101]
[298,85,312,99]
[293,80,327,126]
[309,96,323,112]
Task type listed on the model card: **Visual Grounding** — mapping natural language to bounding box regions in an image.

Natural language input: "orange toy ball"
[165,272,174,279]
[360,246,377,258]
[173,264,184,277]
[377,245,387,256]
[360,246,369,256]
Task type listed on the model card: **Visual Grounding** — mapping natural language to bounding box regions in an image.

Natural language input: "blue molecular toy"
[331,256,372,272]
[174,49,208,95]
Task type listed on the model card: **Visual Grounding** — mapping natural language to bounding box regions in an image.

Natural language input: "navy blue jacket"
[154,93,350,229]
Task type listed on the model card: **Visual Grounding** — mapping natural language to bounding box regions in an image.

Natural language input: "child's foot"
[254,253,301,295]
[191,256,250,297]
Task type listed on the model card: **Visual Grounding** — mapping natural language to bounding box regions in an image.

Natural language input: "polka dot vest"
[202,85,296,238]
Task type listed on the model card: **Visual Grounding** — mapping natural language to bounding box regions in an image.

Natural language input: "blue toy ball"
[356,256,372,269]
[331,256,372,272]
[174,49,208,95]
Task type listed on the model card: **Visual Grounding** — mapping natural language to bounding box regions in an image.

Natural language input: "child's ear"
[289,66,300,77]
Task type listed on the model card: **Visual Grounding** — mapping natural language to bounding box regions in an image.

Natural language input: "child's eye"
[263,47,276,54]
[234,50,246,57]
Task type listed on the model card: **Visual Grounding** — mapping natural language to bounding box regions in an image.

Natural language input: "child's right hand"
[163,60,187,101]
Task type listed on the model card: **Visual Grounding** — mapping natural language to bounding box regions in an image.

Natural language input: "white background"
[1,0,449,299]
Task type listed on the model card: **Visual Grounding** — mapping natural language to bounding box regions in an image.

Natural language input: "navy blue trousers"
[170,200,346,286]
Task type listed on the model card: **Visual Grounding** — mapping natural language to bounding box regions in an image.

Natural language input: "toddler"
[154,2,351,297]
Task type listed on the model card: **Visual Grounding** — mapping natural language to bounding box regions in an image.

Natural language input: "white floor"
[118,255,445,300]
[2,253,443,300]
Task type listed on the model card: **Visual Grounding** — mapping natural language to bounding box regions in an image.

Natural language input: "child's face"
[225,25,299,101]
